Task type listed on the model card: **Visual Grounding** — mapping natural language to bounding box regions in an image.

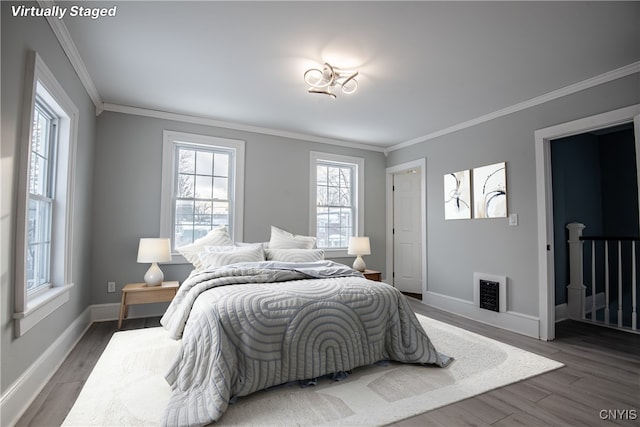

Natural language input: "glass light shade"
[304,62,358,98]
[348,236,371,256]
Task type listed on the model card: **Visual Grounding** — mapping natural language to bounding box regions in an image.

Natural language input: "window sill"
[322,248,351,259]
[13,283,74,337]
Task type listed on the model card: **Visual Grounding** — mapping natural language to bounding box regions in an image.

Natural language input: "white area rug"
[62,315,563,426]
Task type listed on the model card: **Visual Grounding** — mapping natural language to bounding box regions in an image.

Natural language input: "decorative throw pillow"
[268,225,316,249]
[198,245,265,269]
[265,248,325,263]
[176,225,234,269]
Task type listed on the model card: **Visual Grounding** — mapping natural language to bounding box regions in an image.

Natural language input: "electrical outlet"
[107,281,116,293]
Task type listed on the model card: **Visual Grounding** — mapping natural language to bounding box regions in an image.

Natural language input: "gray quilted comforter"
[160,260,448,427]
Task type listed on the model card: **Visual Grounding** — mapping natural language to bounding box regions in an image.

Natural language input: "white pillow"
[235,241,269,249]
[177,226,234,269]
[269,225,316,249]
[265,248,325,263]
[198,245,265,269]
[204,245,239,253]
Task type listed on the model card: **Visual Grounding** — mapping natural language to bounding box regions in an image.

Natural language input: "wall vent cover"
[473,272,507,312]
[479,279,500,312]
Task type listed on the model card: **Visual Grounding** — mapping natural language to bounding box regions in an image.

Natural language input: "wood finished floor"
[16,300,640,427]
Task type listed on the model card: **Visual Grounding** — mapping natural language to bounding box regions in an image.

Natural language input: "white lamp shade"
[137,238,172,263]
[348,236,371,256]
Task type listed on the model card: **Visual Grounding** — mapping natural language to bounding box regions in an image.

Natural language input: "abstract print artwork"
[473,162,507,218]
[444,170,471,220]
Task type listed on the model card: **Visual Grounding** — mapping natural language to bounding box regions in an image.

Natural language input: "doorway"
[386,159,427,299]
[535,105,640,340]
[551,123,638,313]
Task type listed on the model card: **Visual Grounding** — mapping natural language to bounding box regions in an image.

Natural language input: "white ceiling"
[58,1,640,150]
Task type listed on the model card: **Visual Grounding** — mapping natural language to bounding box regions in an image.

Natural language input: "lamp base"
[144,262,164,286]
[352,255,366,272]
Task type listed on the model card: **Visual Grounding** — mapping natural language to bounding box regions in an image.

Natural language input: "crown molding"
[38,0,103,112]
[386,61,640,154]
[101,103,387,153]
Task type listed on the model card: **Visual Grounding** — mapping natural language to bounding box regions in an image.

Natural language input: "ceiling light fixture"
[303,62,358,98]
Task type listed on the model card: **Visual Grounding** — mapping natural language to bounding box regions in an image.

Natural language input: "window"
[161,131,244,258]
[27,98,57,295]
[310,152,364,255]
[15,52,78,336]
[316,162,355,247]
[174,145,231,247]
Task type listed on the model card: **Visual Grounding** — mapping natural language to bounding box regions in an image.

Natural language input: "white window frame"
[160,130,245,262]
[14,51,78,337]
[309,151,364,257]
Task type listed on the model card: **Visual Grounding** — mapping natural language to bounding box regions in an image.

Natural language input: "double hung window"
[15,52,78,336]
[310,152,364,255]
[161,131,244,257]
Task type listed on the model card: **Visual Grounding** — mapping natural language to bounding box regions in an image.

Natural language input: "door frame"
[386,159,427,295]
[534,104,640,341]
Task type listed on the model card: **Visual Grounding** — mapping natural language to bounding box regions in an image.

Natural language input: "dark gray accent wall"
[386,74,640,318]
[551,126,638,305]
[601,129,639,236]
[1,3,96,392]
[91,112,387,305]
[551,133,603,304]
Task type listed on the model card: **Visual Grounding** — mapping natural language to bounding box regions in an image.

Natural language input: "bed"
[160,226,449,427]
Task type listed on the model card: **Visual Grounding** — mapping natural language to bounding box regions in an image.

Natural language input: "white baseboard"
[91,302,121,321]
[585,292,606,314]
[555,303,568,322]
[423,291,540,338]
[90,301,169,322]
[0,307,93,427]
[554,292,605,323]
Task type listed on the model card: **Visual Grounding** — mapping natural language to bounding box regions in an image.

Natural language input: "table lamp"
[137,238,171,286]
[348,236,371,272]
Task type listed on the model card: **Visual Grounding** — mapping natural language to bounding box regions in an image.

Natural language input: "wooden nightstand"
[363,269,382,282]
[118,281,179,329]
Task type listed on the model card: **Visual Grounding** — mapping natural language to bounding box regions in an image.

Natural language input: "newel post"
[567,223,586,320]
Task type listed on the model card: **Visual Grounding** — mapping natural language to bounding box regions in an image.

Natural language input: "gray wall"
[91,111,387,305]
[386,74,640,318]
[1,3,96,392]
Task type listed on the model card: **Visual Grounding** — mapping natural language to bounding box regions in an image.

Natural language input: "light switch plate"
[508,213,518,226]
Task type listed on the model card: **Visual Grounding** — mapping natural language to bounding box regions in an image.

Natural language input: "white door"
[393,170,422,294]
